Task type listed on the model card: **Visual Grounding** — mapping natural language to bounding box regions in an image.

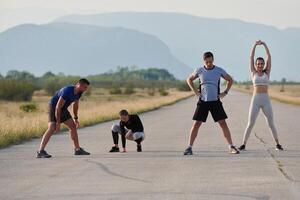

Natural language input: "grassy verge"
[0,89,192,148]
[232,84,300,106]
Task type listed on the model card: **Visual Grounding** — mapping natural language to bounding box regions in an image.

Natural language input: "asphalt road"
[0,90,299,200]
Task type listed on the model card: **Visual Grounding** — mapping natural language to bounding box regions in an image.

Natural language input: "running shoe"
[238,144,246,151]
[183,147,193,155]
[109,146,120,153]
[36,150,52,158]
[74,147,90,155]
[229,146,240,154]
[276,144,284,151]
[137,144,142,152]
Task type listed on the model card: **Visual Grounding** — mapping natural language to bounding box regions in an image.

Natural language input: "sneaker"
[137,144,142,152]
[276,144,284,151]
[109,146,120,153]
[238,144,246,151]
[229,146,240,154]
[74,147,90,155]
[36,150,52,158]
[183,147,193,155]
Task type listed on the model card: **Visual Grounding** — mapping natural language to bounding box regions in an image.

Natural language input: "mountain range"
[1,12,299,80]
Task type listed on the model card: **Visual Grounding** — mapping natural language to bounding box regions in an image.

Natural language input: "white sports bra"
[252,72,269,86]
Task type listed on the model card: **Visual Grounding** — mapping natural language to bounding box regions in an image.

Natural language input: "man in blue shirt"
[183,52,239,155]
[37,79,91,158]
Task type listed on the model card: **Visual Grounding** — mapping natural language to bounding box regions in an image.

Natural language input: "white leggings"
[243,93,278,144]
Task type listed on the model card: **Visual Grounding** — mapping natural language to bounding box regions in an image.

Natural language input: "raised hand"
[255,40,263,45]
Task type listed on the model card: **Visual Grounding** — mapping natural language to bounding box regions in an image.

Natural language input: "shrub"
[124,83,135,95]
[109,86,122,95]
[159,87,169,96]
[43,79,63,95]
[0,80,36,101]
[177,81,190,91]
[147,87,155,96]
[20,103,38,112]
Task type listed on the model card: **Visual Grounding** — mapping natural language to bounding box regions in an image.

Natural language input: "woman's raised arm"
[250,41,259,75]
[261,41,271,75]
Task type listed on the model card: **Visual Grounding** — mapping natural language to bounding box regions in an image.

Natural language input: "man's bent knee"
[111,124,120,133]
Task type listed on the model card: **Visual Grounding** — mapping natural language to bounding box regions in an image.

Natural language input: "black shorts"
[48,106,72,123]
[193,100,228,122]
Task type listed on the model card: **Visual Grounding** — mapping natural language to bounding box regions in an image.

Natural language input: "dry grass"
[0,88,192,148]
[233,84,300,106]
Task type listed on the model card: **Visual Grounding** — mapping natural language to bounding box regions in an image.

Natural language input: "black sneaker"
[74,148,90,155]
[276,144,284,151]
[229,146,240,154]
[36,150,52,158]
[109,146,120,153]
[183,147,193,155]
[239,144,246,151]
[137,144,142,152]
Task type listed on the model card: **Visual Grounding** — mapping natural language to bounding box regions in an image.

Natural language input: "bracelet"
[224,90,228,95]
[74,116,78,120]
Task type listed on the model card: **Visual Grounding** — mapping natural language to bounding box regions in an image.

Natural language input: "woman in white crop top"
[239,40,283,151]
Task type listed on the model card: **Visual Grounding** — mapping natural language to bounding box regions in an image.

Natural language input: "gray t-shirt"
[192,65,228,102]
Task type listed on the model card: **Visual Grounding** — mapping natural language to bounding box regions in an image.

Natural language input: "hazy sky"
[1,0,299,32]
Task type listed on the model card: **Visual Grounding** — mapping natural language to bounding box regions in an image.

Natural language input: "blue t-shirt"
[192,65,228,102]
[49,86,82,110]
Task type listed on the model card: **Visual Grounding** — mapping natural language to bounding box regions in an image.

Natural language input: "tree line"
[0,67,189,101]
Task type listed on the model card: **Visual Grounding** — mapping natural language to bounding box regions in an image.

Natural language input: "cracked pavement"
[0,90,299,200]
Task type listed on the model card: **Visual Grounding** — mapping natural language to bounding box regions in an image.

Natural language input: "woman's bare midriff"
[253,85,268,94]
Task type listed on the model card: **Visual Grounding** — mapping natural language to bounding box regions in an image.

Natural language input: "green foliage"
[43,76,80,95]
[158,87,169,96]
[5,70,37,83]
[89,66,176,82]
[1,67,184,99]
[88,67,181,90]
[41,71,56,79]
[109,85,122,95]
[124,83,135,95]
[19,103,38,112]
[0,79,37,101]
[177,81,190,91]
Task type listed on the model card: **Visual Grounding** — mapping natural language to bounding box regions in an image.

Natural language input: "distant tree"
[5,70,37,83]
[280,78,286,92]
[42,71,56,79]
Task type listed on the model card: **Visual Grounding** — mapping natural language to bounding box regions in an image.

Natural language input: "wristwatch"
[74,116,78,120]
[224,90,228,95]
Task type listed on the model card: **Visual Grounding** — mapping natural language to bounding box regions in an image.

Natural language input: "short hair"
[256,57,265,64]
[119,109,129,116]
[203,52,214,60]
[78,78,90,85]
